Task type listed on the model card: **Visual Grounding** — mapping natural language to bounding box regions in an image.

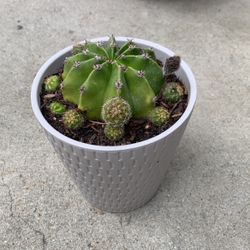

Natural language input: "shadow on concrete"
[126,132,202,217]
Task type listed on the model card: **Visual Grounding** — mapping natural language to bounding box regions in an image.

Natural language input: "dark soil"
[40,71,188,147]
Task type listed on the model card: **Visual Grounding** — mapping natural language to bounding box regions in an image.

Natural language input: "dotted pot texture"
[31,37,197,212]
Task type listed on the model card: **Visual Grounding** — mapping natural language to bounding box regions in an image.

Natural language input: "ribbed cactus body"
[62,36,164,120]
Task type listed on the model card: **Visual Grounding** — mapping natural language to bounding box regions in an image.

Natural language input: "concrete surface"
[0,0,249,249]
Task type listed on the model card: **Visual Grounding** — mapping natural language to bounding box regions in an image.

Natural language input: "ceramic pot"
[31,37,197,212]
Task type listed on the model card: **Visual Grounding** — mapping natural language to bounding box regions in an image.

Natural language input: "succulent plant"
[44,75,61,92]
[63,109,84,130]
[148,107,170,127]
[61,35,165,122]
[42,36,184,142]
[49,101,66,115]
[104,124,124,141]
[162,82,184,103]
[101,97,131,125]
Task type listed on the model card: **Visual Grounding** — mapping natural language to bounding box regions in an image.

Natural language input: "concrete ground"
[0,0,249,249]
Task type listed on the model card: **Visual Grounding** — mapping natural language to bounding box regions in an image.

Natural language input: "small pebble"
[17,25,23,30]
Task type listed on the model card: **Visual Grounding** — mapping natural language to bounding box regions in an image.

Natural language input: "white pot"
[31,37,197,212]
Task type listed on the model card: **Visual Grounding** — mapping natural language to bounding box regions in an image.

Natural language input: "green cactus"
[63,109,84,130]
[104,124,124,141]
[61,35,164,122]
[162,82,184,103]
[101,97,131,125]
[49,101,66,115]
[148,107,170,127]
[44,75,61,92]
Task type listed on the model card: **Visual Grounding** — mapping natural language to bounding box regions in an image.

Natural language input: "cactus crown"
[61,35,165,121]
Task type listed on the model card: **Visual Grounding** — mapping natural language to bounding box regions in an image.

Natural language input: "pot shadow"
[112,131,202,219]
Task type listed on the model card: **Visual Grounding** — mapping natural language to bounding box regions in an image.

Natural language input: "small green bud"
[162,82,184,103]
[44,75,60,92]
[49,102,66,115]
[149,107,170,127]
[63,109,84,130]
[104,124,124,141]
[102,97,131,125]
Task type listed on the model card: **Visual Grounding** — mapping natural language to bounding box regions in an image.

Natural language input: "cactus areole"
[61,35,165,121]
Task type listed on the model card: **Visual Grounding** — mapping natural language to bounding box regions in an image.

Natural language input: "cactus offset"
[149,107,170,127]
[44,75,61,92]
[102,97,131,125]
[104,124,124,141]
[162,82,184,103]
[63,109,84,130]
[61,35,164,122]
[49,101,66,115]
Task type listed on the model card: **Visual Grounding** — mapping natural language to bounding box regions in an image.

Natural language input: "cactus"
[63,109,84,130]
[49,101,66,115]
[102,97,131,125]
[104,124,124,141]
[162,82,184,103]
[61,35,164,122]
[148,107,170,127]
[44,75,61,92]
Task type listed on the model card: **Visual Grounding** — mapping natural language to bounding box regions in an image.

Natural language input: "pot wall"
[32,37,196,212]
[45,119,188,212]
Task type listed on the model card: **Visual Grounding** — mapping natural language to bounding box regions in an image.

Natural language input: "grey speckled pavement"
[0,0,250,249]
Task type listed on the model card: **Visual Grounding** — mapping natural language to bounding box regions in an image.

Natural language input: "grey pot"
[31,37,197,212]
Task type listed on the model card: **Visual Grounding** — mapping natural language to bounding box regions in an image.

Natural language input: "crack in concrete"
[19,217,47,250]
[0,159,47,250]
[0,159,13,217]
[119,215,133,249]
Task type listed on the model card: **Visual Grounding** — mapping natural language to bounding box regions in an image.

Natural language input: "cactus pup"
[63,109,84,130]
[162,82,184,103]
[149,107,170,127]
[49,101,66,115]
[104,124,124,141]
[44,75,61,92]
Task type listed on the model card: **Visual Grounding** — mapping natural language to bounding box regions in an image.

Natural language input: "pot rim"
[31,36,197,152]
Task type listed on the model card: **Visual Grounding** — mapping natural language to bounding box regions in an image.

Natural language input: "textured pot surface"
[31,37,197,212]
